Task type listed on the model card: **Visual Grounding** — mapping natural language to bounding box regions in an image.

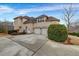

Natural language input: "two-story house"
[13,15,60,35]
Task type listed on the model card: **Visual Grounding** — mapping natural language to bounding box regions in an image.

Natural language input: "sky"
[0,3,79,24]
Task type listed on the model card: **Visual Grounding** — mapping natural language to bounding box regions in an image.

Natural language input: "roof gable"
[14,15,60,23]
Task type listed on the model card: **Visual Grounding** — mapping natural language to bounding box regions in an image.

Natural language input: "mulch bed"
[0,33,9,37]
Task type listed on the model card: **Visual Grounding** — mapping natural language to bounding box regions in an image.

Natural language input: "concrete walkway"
[0,34,79,56]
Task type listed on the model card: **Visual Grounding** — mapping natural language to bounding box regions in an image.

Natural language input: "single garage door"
[34,28,41,34]
[41,29,47,36]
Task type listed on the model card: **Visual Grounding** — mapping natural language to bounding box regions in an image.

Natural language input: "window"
[19,26,21,29]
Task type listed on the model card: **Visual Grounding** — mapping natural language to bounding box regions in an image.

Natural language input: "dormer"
[36,15,48,22]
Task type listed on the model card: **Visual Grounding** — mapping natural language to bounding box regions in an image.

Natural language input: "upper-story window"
[37,19,39,23]
[37,18,45,22]
[43,17,46,22]
[19,26,21,29]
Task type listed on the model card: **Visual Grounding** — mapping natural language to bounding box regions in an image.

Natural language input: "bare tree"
[63,4,75,31]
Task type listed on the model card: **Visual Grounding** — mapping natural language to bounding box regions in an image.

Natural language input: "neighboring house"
[13,15,60,35]
[3,22,14,31]
[7,22,14,31]
[0,21,14,32]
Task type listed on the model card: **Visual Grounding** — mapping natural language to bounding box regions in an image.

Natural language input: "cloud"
[0,5,14,13]
[16,9,31,15]
[0,4,79,15]
[16,4,79,15]
[15,5,64,15]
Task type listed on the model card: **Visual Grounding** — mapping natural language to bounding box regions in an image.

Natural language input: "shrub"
[0,29,3,33]
[8,30,17,34]
[0,28,4,33]
[69,32,79,37]
[48,24,68,42]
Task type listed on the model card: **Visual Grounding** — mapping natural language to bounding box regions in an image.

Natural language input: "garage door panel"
[42,29,47,36]
[34,29,40,34]
[34,28,48,36]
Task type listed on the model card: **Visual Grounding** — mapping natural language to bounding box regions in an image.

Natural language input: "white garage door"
[34,28,48,36]
[42,29,47,36]
[34,28,41,34]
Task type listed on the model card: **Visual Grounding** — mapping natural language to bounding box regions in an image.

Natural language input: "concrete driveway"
[0,37,33,56]
[0,34,79,56]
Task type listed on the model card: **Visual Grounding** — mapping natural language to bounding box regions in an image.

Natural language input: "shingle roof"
[23,17,37,24]
[14,16,30,20]
[14,15,60,24]
[14,16,22,20]
[36,15,60,22]
[47,16,60,22]
[36,15,48,19]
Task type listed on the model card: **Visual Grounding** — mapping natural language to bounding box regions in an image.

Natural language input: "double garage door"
[34,28,47,36]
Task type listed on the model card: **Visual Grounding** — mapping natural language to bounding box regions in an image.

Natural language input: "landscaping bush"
[8,30,17,34]
[48,24,68,42]
[69,32,79,37]
[0,29,3,33]
[0,28,4,33]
